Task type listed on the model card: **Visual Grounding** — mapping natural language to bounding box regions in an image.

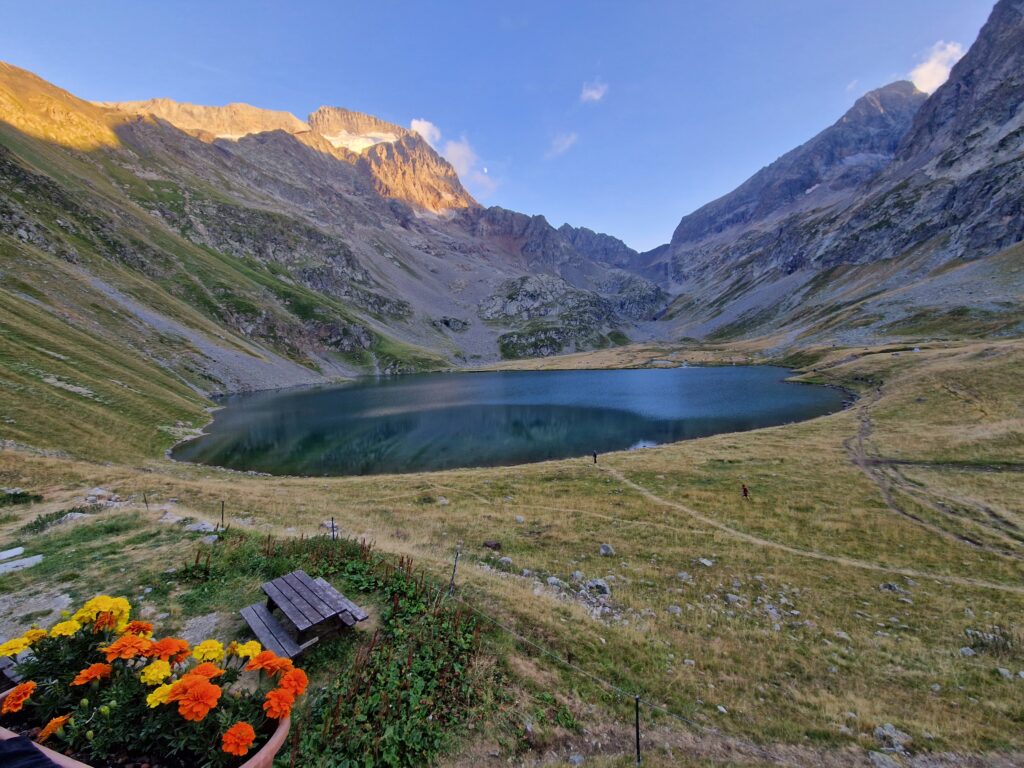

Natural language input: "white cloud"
[545,132,578,158]
[909,41,965,94]
[408,119,496,197]
[580,80,608,103]
[410,118,442,148]
[845,79,859,93]
[442,136,497,197]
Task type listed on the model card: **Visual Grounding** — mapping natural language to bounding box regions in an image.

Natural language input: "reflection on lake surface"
[172,367,847,476]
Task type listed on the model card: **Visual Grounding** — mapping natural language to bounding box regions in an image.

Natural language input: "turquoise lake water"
[172,366,847,476]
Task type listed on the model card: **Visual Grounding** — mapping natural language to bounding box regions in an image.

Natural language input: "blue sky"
[0,1,993,250]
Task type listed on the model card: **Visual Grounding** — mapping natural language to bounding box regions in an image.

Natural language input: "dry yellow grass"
[1,338,1022,765]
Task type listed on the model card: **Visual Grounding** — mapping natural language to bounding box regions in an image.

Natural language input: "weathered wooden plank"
[240,604,301,658]
[281,572,334,619]
[313,576,368,622]
[0,656,23,689]
[293,570,351,618]
[271,576,327,626]
[262,581,314,631]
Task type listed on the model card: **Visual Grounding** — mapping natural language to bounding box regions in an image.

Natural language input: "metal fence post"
[448,546,461,597]
[634,695,641,765]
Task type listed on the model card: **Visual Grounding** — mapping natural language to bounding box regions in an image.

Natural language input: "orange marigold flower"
[191,662,225,679]
[1,681,37,714]
[171,676,221,722]
[221,721,256,756]
[92,611,117,633]
[37,714,71,743]
[262,687,294,720]
[71,663,112,686]
[121,620,153,637]
[278,668,308,697]
[102,633,153,661]
[245,650,294,676]
[147,637,190,663]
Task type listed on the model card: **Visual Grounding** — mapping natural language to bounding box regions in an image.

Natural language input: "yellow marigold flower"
[140,659,172,686]
[23,629,47,644]
[146,683,172,708]
[192,639,225,663]
[49,620,82,639]
[231,640,262,660]
[0,637,30,657]
[73,595,131,626]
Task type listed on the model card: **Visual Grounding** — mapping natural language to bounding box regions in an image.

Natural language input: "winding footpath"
[598,464,1024,596]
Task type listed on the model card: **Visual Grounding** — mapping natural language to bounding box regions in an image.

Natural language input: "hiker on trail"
[741,483,750,500]
[592,450,598,464]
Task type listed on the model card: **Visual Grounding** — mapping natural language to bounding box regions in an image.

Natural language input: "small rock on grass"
[0,555,43,574]
[180,612,222,645]
[873,722,911,750]
[599,543,615,556]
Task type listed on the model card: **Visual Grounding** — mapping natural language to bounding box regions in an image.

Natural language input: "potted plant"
[0,595,304,768]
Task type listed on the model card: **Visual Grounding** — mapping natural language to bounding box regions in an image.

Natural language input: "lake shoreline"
[171,365,853,478]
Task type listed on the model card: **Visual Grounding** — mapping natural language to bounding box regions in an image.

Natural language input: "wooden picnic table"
[241,569,368,659]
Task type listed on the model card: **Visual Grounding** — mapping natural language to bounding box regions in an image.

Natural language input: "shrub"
[1,488,43,507]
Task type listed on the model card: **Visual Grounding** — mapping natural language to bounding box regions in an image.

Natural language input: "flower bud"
[99,705,110,716]
[85,730,95,742]
[80,698,89,708]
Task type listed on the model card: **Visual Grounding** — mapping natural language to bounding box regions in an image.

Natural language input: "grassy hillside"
[1,339,1021,765]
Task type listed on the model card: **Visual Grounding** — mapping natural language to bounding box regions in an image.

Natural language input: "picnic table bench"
[240,569,367,659]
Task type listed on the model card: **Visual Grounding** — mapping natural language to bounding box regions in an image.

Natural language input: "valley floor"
[1,338,1022,766]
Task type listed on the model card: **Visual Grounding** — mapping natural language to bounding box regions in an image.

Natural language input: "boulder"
[585,578,611,596]
[483,540,501,551]
[873,723,911,750]
[599,543,615,557]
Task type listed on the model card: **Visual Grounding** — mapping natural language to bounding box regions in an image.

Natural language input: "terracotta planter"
[0,689,290,768]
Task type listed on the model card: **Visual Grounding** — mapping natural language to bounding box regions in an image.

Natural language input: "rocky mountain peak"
[307,107,411,143]
[668,79,927,246]
[101,98,310,140]
[891,0,1024,173]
